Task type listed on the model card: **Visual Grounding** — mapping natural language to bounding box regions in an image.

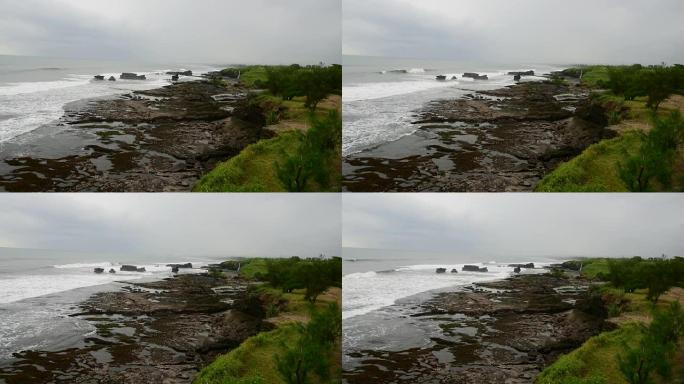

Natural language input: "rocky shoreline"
[343,80,613,191]
[0,273,263,384]
[0,80,264,191]
[343,273,606,384]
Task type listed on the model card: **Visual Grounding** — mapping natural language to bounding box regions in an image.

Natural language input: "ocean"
[342,55,566,156]
[0,247,222,361]
[0,55,220,145]
[342,247,562,365]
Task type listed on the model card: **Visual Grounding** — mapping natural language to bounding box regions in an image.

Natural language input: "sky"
[0,0,341,64]
[343,194,684,259]
[0,194,341,258]
[343,0,684,64]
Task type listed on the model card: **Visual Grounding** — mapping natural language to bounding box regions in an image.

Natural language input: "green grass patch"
[239,66,268,87]
[238,259,269,279]
[581,259,610,279]
[193,132,300,192]
[194,324,301,384]
[536,324,643,384]
[535,132,641,191]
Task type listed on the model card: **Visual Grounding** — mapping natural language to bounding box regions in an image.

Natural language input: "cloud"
[343,194,684,258]
[343,0,684,64]
[0,0,341,64]
[0,194,341,258]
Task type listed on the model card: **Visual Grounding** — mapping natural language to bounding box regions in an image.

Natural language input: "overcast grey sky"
[343,194,684,259]
[343,0,684,64]
[0,0,341,64]
[0,194,340,258]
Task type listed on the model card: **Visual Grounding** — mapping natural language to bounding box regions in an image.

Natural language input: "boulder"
[462,72,480,78]
[167,263,193,269]
[462,265,489,272]
[108,76,116,81]
[436,75,447,81]
[508,263,535,269]
[93,75,105,81]
[109,268,116,274]
[514,266,521,273]
[120,73,147,80]
[94,267,104,273]
[171,266,179,273]
[120,265,139,272]
[436,267,447,273]
[166,70,193,76]
[508,70,535,76]
[474,74,488,80]
[514,74,521,81]
[171,74,179,81]
[450,268,458,273]
[136,267,146,272]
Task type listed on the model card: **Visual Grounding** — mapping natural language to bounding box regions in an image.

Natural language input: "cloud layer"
[343,194,684,258]
[0,0,341,64]
[343,0,684,64]
[0,194,341,258]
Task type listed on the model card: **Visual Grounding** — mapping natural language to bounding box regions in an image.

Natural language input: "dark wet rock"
[172,266,180,273]
[514,266,522,273]
[344,81,611,192]
[436,268,447,273]
[509,263,535,269]
[462,265,488,272]
[514,74,522,81]
[343,273,605,384]
[451,268,458,273]
[0,81,261,192]
[108,76,116,82]
[120,265,139,272]
[167,263,193,269]
[94,75,105,80]
[94,267,105,273]
[462,72,480,78]
[171,74,179,81]
[167,70,193,76]
[136,267,146,272]
[436,75,447,81]
[120,73,146,80]
[109,268,116,274]
[508,70,535,76]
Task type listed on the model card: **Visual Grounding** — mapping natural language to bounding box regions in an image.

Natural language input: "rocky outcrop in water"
[343,273,605,384]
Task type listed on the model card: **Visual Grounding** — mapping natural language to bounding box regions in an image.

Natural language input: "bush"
[618,111,684,191]
[261,257,341,303]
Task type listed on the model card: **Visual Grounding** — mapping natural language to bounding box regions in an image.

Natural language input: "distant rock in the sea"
[514,74,521,81]
[514,266,521,273]
[509,263,535,269]
[436,267,447,273]
[462,265,488,272]
[120,265,139,272]
[450,268,458,273]
[171,74,179,81]
[167,262,193,269]
[508,70,535,76]
[436,75,447,81]
[120,73,147,80]
[166,70,193,76]
[108,76,116,81]
[109,268,116,274]
[94,267,104,273]
[462,72,488,80]
[137,267,146,272]
[93,75,105,81]
[171,266,179,273]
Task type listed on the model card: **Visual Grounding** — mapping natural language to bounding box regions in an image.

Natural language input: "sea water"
[0,247,221,361]
[342,55,566,156]
[0,55,220,145]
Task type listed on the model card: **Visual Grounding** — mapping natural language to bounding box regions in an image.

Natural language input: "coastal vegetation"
[537,257,684,384]
[536,64,684,192]
[194,257,342,384]
[194,65,342,192]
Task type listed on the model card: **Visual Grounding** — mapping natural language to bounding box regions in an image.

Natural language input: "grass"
[193,285,341,384]
[194,95,341,192]
[579,259,610,279]
[535,132,640,192]
[237,66,268,87]
[193,131,299,192]
[536,285,684,384]
[238,259,269,280]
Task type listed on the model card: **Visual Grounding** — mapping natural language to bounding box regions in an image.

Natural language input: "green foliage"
[276,303,341,384]
[263,64,341,110]
[603,65,684,111]
[606,257,684,301]
[618,302,684,384]
[276,110,341,192]
[618,112,684,191]
[261,257,342,303]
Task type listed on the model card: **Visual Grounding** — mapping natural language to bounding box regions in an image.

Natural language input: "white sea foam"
[342,262,548,320]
